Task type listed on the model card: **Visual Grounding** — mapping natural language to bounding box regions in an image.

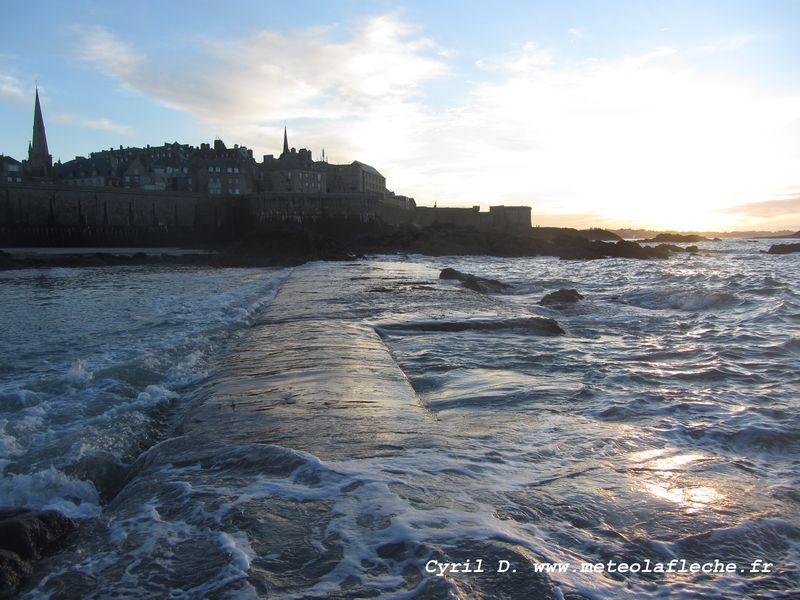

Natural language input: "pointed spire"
[32,87,50,159]
[27,87,52,177]
[282,125,289,157]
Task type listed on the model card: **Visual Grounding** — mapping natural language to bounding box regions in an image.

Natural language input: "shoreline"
[0,225,716,270]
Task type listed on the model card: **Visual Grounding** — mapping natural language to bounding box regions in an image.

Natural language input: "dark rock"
[653,243,700,254]
[531,227,621,242]
[654,243,684,253]
[540,289,583,305]
[0,549,31,596]
[378,317,565,336]
[439,268,510,294]
[551,236,669,260]
[0,508,76,597]
[768,243,800,255]
[0,251,19,269]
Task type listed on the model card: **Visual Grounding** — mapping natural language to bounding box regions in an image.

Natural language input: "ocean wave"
[0,467,101,518]
[618,288,740,311]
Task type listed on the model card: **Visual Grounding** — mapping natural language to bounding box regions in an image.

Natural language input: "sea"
[0,238,798,599]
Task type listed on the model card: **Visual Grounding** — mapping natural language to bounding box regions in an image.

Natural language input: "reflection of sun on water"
[644,482,724,509]
[630,450,725,512]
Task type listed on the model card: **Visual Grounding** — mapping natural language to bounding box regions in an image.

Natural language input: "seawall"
[0,182,531,246]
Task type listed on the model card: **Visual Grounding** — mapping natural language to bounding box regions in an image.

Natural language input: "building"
[383,190,416,210]
[326,160,386,195]
[58,154,122,187]
[193,139,258,195]
[1,156,23,184]
[259,128,326,193]
[11,90,414,206]
[489,205,532,231]
[59,142,195,189]
[23,88,53,178]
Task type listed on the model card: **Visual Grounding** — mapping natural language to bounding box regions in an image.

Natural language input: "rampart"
[0,183,531,246]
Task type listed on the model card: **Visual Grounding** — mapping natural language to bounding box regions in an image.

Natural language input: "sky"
[1,0,800,231]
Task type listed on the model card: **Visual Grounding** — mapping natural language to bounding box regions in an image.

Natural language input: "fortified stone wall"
[246,191,386,225]
[411,205,531,232]
[0,183,246,245]
[0,183,532,246]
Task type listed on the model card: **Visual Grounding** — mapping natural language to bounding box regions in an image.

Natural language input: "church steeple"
[27,87,52,177]
[282,126,289,157]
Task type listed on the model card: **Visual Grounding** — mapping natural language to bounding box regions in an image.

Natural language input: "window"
[208,166,214,172]
[8,164,19,172]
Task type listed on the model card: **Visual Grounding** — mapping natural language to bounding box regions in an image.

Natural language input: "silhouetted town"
[0,89,541,254]
[5,90,771,264]
[2,88,414,208]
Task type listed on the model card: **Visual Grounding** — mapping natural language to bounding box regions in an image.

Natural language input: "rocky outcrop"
[439,267,511,294]
[530,227,621,242]
[768,243,800,255]
[1,225,696,271]
[643,233,709,243]
[552,236,670,260]
[0,508,76,596]
[540,289,583,306]
[378,317,565,335]
[652,243,699,254]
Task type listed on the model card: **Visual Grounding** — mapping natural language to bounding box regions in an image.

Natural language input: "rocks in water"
[768,243,800,255]
[439,268,511,294]
[540,289,583,306]
[378,316,565,335]
[0,550,29,597]
[0,508,76,596]
[551,236,670,260]
[644,233,709,243]
[653,243,699,255]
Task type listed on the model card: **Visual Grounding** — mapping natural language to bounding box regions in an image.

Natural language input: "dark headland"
[0,220,702,270]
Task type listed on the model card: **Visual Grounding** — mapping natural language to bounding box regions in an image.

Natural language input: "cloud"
[378,42,800,229]
[70,25,145,76]
[67,17,800,230]
[692,33,761,54]
[719,193,800,218]
[475,41,553,72]
[52,112,134,136]
[69,17,446,138]
[567,27,588,41]
[0,72,24,101]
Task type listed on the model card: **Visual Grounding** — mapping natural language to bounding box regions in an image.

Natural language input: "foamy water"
[2,239,798,598]
[0,265,286,517]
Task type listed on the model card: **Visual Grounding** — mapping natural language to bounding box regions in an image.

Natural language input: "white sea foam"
[0,266,287,525]
[0,418,22,459]
[0,467,101,517]
[66,359,94,384]
[8,245,800,598]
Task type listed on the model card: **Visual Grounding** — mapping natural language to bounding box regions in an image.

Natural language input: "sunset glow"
[2,1,799,231]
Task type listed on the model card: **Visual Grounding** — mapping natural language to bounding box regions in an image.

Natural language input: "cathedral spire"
[282,125,289,157]
[27,87,52,177]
